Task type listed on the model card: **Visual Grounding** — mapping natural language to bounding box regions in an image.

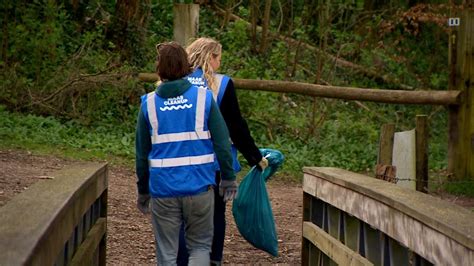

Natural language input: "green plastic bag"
[232,149,284,257]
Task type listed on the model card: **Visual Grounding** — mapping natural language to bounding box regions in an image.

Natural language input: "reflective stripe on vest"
[149,154,214,168]
[214,73,228,105]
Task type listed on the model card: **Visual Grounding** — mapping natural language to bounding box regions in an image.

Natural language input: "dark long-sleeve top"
[135,79,236,195]
[219,79,263,167]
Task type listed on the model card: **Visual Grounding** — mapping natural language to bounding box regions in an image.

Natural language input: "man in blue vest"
[135,42,237,265]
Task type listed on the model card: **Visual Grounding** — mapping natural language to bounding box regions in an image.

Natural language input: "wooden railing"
[137,73,462,106]
[302,167,474,265]
[0,163,108,266]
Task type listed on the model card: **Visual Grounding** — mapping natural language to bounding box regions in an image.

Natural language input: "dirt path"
[0,149,302,265]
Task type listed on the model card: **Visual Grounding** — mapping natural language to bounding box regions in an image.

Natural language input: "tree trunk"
[280,0,294,33]
[309,0,329,137]
[173,3,199,46]
[107,0,150,64]
[259,0,272,53]
[448,0,474,179]
[1,2,13,65]
[250,0,259,53]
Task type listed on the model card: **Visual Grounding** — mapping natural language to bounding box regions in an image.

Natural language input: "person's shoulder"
[216,73,232,79]
[140,90,155,100]
[215,73,233,88]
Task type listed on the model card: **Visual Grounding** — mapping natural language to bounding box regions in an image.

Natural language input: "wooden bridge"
[0,163,108,265]
[302,167,474,265]
[1,162,473,265]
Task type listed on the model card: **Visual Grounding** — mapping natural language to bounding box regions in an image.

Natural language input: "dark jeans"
[177,172,226,265]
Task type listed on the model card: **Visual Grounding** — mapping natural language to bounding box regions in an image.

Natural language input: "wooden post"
[416,115,428,193]
[448,3,474,180]
[173,3,199,46]
[376,123,396,182]
[377,123,395,166]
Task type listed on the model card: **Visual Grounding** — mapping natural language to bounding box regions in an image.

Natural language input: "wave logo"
[160,95,193,111]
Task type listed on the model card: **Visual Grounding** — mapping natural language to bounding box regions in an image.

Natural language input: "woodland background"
[1,0,471,195]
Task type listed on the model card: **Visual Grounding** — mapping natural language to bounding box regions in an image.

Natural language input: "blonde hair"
[186,37,222,94]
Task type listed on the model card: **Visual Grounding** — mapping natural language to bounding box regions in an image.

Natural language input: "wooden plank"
[303,222,373,266]
[416,115,428,192]
[303,168,474,265]
[70,218,107,266]
[137,73,462,106]
[0,163,108,265]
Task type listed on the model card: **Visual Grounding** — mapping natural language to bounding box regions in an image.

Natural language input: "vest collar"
[156,79,192,98]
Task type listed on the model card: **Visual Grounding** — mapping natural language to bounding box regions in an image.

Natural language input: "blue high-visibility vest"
[187,68,241,173]
[141,85,216,197]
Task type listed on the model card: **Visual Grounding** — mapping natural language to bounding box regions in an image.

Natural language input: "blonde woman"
[177,37,268,265]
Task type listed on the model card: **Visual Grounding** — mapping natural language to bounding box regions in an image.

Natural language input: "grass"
[443,180,474,197]
[1,104,473,200]
[0,106,135,168]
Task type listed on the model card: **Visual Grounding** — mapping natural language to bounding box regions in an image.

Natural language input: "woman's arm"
[219,79,263,166]
[135,108,151,195]
[208,98,236,181]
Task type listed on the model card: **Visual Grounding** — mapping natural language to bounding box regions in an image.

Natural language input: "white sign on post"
[392,129,416,190]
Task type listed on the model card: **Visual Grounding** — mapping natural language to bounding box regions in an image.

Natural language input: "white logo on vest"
[160,95,193,111]
[188,77,205,86]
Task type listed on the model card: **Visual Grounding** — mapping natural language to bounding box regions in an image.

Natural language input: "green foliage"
[2,1,70,82]
[443,181,474,197]
[149,1,174,40]
[0,105,135,162]
[0,1,456,183]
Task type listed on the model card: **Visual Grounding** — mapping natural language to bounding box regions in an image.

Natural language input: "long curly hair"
[186,37,222,94]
